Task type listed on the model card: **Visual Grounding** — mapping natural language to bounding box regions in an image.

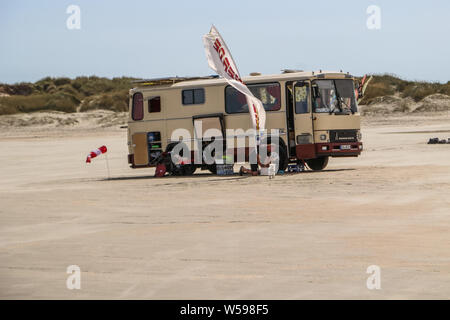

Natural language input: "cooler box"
[216,164,234,176]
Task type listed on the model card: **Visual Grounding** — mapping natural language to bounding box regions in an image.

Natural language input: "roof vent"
[249,72,261,76]
[281,69,303,74]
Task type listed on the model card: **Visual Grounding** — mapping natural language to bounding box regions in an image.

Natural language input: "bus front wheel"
[306,156,329,171]
[207,164,217,174]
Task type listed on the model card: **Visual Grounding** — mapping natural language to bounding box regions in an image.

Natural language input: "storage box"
[216,164,234,175]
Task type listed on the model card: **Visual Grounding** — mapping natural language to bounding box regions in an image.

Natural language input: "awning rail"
[132,75,219,87]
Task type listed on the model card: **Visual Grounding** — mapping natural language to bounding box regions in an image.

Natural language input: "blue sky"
[1,0,449,84]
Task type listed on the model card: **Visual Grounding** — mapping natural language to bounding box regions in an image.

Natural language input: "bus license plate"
[340,145,351,150]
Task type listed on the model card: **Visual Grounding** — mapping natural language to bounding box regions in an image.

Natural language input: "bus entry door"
[292,81,316,159]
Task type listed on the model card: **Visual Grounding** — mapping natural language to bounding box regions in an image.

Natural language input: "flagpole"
[105,153,111,180]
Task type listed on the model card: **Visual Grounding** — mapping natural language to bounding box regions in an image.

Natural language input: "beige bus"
[126,70,363,175]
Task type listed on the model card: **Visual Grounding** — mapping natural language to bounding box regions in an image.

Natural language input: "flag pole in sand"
[104,153,111,180]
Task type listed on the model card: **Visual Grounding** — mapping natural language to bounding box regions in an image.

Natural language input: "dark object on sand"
[217,164,234,176]
[288,164,305,173]
[428,137,449,144]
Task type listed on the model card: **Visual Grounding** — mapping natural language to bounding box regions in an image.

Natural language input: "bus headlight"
[320,134,327,141]
[357,130,362,141]
[297,134,313,144]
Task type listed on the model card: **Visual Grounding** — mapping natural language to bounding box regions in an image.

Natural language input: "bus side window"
[148,97,161,113]
[295,83,309,114]
[225,82,281,114]
[182,88,205,105]
[132,92,144,120]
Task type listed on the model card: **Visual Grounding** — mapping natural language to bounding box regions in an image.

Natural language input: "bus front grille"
[329,130,357,143]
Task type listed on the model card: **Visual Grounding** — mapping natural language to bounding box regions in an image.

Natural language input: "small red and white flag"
[86,145,107,163]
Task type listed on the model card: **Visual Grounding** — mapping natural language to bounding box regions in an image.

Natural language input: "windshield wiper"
[333,86,344,114]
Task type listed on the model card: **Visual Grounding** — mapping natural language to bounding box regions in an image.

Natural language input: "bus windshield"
[313,79,357,113]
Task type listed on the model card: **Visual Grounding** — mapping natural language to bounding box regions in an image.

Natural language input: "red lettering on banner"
[211,36,244,83]
[219,48,225,60]
[223,57,230,72]
[213,38,221,52]
[227,67,235,78]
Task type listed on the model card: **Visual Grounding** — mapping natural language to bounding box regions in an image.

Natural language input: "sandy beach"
[0,112,449,299]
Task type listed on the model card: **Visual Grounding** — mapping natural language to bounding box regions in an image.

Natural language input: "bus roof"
[132,71,354,90]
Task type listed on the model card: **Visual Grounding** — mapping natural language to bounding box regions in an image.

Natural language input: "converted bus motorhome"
[127,71,363,174]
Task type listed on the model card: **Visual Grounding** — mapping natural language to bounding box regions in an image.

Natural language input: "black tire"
[165,142,196,176]
[169,163,197,176]
[207,164,217,174]
[182,164,197,175]
[277,143,289,172]
[306,156,329,171]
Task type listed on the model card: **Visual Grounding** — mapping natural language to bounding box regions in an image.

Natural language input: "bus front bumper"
[315,142,363,157]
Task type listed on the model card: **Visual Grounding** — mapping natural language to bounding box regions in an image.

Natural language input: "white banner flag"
[202,25,266,139]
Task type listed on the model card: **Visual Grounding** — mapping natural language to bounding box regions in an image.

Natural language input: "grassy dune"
[359,74,450,104]
[0,76,136,115]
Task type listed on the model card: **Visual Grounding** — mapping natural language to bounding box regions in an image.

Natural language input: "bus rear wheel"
[306,156,329,171]
[181,164,197,175]
[169,164,197,176]
[165,143,196,176]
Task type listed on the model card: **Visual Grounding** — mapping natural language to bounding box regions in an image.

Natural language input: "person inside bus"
[315,89,337,113]
[239,144,279,176]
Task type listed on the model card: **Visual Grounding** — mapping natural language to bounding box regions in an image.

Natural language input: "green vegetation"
[0,76,137,115]
[79,90,129,112]
[359,74,450,104]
